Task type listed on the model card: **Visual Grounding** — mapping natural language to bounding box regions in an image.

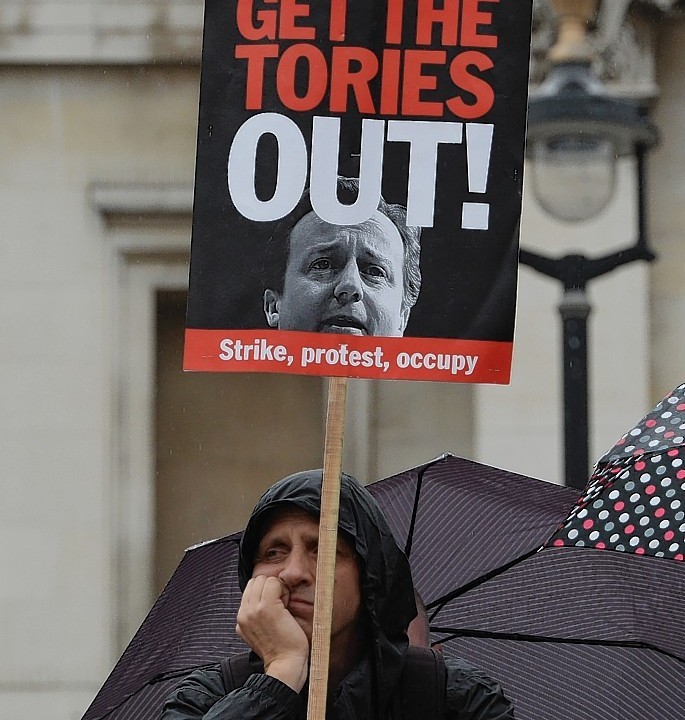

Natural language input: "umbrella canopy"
[82,454,577,720]
[82,532,245,720]
[82,385,685,720]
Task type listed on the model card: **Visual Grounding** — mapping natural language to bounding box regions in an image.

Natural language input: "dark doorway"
[154,291,324,594]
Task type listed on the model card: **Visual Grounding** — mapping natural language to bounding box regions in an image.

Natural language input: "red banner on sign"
[185,329,512,384]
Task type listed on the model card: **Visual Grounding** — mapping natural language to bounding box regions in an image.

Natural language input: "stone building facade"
[1,1,683,717]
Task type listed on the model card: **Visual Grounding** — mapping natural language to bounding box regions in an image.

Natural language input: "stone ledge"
[90,183,194,217]
[89,183,193,255]
[0,1,203,65]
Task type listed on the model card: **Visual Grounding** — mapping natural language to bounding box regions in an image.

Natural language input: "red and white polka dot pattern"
[548,383,685,560]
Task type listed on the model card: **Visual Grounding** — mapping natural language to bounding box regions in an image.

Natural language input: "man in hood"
[162,470,514,720]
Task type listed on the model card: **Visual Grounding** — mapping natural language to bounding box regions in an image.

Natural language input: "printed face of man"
[251,507,362,647]
[264,211,409,336]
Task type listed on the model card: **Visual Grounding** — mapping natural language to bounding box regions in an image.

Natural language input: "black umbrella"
[82,532,245,720]
[82,454,577,720]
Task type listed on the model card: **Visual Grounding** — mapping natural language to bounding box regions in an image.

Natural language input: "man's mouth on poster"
[319,315,368,335]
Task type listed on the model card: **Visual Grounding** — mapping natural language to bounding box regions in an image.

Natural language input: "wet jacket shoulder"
[444,656,515,720]
[161,653,514,720]
[161,663,302,720]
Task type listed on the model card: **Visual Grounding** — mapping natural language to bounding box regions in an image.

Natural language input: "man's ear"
[263,289,281,328]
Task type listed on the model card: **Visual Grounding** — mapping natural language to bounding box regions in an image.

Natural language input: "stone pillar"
[650,19,685,400]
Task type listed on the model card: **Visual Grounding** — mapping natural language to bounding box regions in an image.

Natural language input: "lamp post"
[522,0,658,489]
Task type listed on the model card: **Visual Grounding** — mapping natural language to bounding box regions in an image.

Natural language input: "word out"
[227,114,493,229]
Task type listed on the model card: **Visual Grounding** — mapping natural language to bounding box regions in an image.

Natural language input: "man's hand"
[236,576,310,692]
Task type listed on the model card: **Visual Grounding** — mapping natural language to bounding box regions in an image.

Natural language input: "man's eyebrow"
[300,239,344,255]
[257,531,288,548]
[357,247,393,265]
[303,238,394,265]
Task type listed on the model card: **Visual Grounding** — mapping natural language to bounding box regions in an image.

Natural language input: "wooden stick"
[306,375,348,720]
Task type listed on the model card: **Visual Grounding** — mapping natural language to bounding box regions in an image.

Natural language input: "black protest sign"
[184,0,533,383]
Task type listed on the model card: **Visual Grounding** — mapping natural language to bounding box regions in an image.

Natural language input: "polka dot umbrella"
[549,381,685,558]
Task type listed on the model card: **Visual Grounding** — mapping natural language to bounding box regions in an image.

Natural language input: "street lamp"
[522,0,658,489]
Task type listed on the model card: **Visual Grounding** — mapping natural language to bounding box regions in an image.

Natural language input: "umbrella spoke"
[429,627,685,663]
[404,463,431,557]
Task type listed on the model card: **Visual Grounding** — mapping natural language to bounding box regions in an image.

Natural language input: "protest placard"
[184,0,533,383]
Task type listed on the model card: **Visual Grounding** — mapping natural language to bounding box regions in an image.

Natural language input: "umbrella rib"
[149,665,217,683]
[429,627,685,663]
[426,547,540,618]
[404,463,431,557]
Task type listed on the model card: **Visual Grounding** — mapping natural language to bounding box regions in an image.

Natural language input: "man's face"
[264,211,409,336]
[251,507,362,647]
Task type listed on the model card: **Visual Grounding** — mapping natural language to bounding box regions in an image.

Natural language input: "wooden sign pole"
[306,375,348,720]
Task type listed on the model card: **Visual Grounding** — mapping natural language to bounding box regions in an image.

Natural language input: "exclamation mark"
[461,123,494,230]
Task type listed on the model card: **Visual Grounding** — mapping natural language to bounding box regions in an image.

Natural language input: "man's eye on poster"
[183,0,533,385]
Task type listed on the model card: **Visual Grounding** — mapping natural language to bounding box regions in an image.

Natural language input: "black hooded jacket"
[162,470,514,720]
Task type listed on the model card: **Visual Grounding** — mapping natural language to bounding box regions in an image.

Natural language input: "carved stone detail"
[532,0,681,98]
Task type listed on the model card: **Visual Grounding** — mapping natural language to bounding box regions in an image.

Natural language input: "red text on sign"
[234,44,494,119]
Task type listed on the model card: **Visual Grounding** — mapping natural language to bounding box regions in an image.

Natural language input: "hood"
[238,469,417,716]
